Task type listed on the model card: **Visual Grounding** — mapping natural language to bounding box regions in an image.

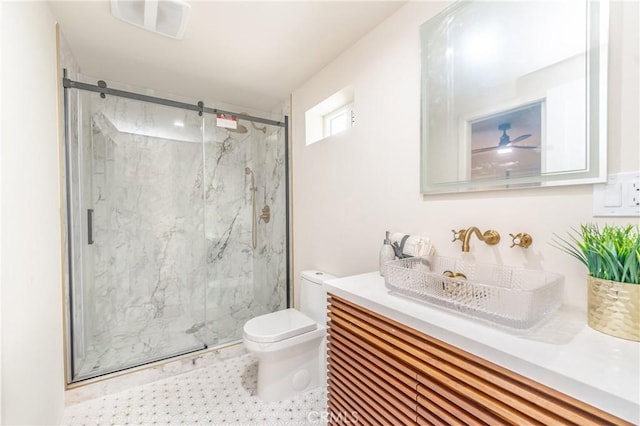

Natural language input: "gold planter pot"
[588,276,640,341]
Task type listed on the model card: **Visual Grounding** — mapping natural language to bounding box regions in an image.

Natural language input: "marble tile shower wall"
[198,115,287,345]
[67,89,287,381]
[203,117,287,350]
[254,124,287,313]
[199,114,255,345]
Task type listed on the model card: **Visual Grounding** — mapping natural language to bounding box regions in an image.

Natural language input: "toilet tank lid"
[300,270,337,285]
[243,308,317,343]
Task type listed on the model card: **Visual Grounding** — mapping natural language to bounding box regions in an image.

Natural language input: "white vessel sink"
[384,256,564,329]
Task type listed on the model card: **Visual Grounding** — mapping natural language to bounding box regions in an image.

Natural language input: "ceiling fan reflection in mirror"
[472,123,537,154]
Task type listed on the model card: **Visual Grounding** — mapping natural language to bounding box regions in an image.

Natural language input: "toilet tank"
[300,270,336,325]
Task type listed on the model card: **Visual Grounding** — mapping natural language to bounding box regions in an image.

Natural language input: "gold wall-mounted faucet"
[451,227,500,252]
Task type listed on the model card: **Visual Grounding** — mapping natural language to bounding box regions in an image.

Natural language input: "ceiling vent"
[110,0,191,40]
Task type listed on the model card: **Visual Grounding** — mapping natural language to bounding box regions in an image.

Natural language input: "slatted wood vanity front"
[326,294,633,426]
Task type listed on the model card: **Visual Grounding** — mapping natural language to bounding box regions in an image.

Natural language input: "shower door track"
[62,74,286,128]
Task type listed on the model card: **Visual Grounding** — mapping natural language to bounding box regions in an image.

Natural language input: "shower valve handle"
[259,205,271,224]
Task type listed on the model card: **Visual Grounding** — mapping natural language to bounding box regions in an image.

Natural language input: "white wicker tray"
[384,256,564,329]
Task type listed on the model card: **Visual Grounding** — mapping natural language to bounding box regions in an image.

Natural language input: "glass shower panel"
[69,90,207,381]
[252,121,288,314]
[200,116,288,347]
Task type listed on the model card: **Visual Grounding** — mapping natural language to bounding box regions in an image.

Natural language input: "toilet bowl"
[242,270,336,402]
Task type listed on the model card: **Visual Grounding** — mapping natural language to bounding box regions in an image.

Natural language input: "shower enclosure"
[63,74,289,383]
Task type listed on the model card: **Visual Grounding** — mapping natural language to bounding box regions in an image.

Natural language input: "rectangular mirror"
[420,0,609,194]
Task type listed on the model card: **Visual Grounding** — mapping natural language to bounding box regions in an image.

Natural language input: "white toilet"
[242,270,336,402]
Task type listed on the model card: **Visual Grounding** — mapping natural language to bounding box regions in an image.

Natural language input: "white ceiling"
[48,1,406,113]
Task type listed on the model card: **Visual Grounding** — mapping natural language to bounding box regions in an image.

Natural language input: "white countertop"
[324,272,640,424]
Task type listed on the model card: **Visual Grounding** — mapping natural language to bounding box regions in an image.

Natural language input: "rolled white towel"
[390,232,435,258]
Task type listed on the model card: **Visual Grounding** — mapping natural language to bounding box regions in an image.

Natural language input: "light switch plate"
[593,171,640,217]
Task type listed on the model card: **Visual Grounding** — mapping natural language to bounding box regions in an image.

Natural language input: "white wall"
[0,1,4,422]
[1,2,65,424]
[291,1,639,309]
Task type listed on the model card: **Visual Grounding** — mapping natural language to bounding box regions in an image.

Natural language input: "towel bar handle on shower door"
[87,209,94,245]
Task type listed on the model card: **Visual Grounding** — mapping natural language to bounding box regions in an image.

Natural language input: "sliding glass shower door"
[64,75,290,383]
[67,91,207,381]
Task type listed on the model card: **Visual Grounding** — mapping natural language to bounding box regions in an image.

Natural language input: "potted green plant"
[553,224,640,341]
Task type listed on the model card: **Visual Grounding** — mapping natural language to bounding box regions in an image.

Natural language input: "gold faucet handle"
[509,232,532,248]
[259,205,271,224]
[451,229,466,242]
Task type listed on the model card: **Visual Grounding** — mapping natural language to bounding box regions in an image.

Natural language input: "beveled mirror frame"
[420,0,609,194]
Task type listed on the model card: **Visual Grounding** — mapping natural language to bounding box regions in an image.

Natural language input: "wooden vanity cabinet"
[326,293,632,426]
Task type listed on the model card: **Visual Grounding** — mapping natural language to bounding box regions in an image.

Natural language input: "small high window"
[323,103,354,137]
[305,85,354,145]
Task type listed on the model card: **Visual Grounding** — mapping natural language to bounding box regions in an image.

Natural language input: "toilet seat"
[243,308,317,343]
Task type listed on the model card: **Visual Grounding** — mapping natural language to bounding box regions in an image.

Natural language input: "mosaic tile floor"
[62,353,328,426]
